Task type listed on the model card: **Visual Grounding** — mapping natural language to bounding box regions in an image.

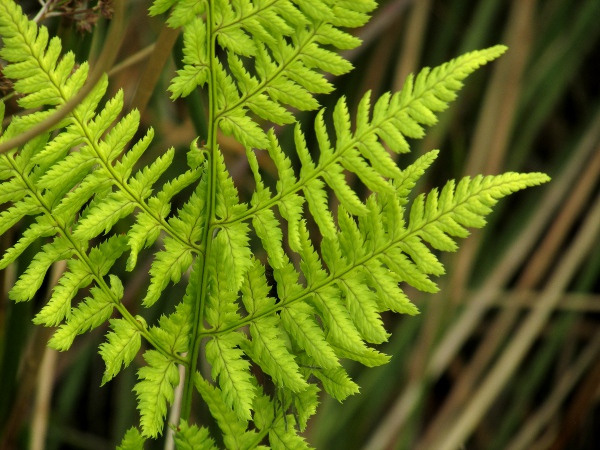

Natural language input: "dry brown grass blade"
[416,146,600,448]
[392,0,432,91]
[464,0,536,176]
[431,191,600,450]
[464,291,600,312]
[449,0,537,302]
[128,23,181,116]
[1,260,66,449]
[108,43,156,78]
[341,0,413,63]
[546,353,600,449]
[505,327,600,450]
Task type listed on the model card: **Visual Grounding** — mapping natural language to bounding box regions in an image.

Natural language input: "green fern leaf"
[36,149,97,194]
[117,427,146,450]
[311,367,359,402]
[294,384,320,431]
[127,213,162,271]
[280,302,339,370]
[166,0,206,28]
[269,421,312,450]
[205,333,255,421]
[148,0,179,17]
[169,17,209,99]
[143,237,194,307]
[218,222,253,292]
[88,235,129,276]
[99,318,142,385]
[194,374,258,450]
[49,285,115,351]
[362,263,419,315]
[382,248,439,293]
[127,147,174,199]
[173,419,217,450]
[134,350,180,438]
[240,259,276,316]
[72,191,136,241]
[220,110,269,149]
[0,0,553,445]
[51,171,112,225]
[303,178,336,238]
[252,207,286,269]
[296,221,327,284]
[114,128,155,181]
[249,316,308,392]
[8,238,73,302]
[253,388,276,432]
[337,275,389,345]
[32,258,94,326]
[0,176,29,204]
[0,216,57,269]
[0,197,42,236]
[150,300,193,355]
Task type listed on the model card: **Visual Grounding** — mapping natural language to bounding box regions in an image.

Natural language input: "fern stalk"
[182,0,220,420]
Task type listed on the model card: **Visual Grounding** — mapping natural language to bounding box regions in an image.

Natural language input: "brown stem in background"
[128,24,181,117]
[449,0,536,303]
[1,261,66,450]
[505,328,600,450]
[392,0,431,91]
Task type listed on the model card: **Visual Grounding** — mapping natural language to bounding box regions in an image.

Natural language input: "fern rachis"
[0,0,549,447]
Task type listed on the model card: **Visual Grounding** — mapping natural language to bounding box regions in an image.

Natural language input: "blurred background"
[1,0,599,449]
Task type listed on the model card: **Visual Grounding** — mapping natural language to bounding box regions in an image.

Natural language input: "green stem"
[180,0,219,420]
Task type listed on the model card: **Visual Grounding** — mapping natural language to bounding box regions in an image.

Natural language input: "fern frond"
[99,318,143,385]
[269,420,312,450]
[32,258,94,326]
[337,274,389,344]
[117,427,146,450]
[169,17,209,99]
[173,420,217,450]
[1,0,552,446]
[0,216,58,269]
[240,259,276,316]
[49,284,115,351]
[134,350,181,438]
[162,0,375,149]
[311,367,359,402]
[280,302,339,369]
[249,316,308,392]
[150,300,193,355]
[194,373,259,449]
[7,237,73,302]
[221,46,509,233]
[144,237,194,307]
[205,333,256,421]
[294,384,320,431]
